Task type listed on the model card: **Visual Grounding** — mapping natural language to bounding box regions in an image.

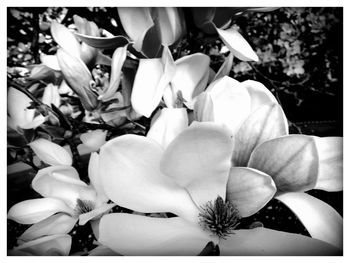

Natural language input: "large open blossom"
[8,139,114,244]
[193,76,343,249]
[95,122,340,255]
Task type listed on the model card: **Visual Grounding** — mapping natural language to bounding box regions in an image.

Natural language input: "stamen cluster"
[198,196,241,239]
[75,198,95,215]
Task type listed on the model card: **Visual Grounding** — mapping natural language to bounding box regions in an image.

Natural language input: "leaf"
[75,32,129,49]
[217,27,259,62]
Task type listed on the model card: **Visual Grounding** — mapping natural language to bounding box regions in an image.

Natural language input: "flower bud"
[56,48,98,111]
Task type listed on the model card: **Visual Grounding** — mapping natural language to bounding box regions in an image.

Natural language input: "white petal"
[205,76,251,134]
[163,84,176,108]
[99,213,213,256]
[8,198,74,224]
[42,83,61,107]
[131,59,164,117]
[153,7,183,46]
[193,92,215,122]
[56,48,97,111]
[40,54,61,71]
[276,192,342,249]
[20,115,46,130]
[29,138,72,166]
[117,7,154,50]
[20,213,77,242]
[88,153,108,202]
[32,166,96,209]
[217,27,258,62]
[313,136,343,191]
[248,135,319,192]
[99,45,127,101]
[242,80,279,112]
[7,87,44,129]
[220,227,340,255]
[160,122,234,207]
[80,130,107,152]
[50,21,81,57]
[99,134,200,222]
[227,167,276,217]
[13,234,72,256]
[171,53,210,104]
[232,104,288,166]
[147,108,188,149]
[131,46,176,117]
[78,203,116,225]
[213,52,234,82]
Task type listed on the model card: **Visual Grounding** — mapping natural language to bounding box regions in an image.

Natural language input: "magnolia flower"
[132,46,209,118]
[146,52,234,149]
[7,87,46,131]
[95,122,340,255]
[8,139,114,243]
[194,76,343,249]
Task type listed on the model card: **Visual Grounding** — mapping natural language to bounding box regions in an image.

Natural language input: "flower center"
[198,196,241,239]
[74,198,95,215]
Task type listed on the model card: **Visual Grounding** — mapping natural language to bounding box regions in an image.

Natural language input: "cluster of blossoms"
[7,7,342,256]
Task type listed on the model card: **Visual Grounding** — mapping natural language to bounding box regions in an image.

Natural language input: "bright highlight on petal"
[201,76,251,134]
[29,138,72,166]
[131,59,164,117]
[220,227,340,255]
[8,198,74,224]
[226,167,276,217]
[99,134,200,222]
[248,135,318,192]
[147,108,188,149]
[160,122,234,207]
[276,192,343,249]
[99,213,212,256]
